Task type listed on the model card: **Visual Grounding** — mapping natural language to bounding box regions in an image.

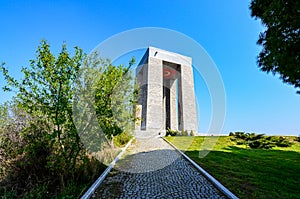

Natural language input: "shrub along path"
[92,135,228,198]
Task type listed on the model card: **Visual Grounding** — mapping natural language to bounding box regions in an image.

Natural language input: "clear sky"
[0,0,299,135]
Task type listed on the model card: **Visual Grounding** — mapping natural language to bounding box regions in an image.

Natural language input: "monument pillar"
[169,79,177,130]
[180,64,198,132]
[146,57,163,131]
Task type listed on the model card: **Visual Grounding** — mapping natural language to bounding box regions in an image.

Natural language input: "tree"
[0,40,138,197]
[250,0,300,93]
[1,40,84,186]
[95,58,137,138]
[73,53,138,152]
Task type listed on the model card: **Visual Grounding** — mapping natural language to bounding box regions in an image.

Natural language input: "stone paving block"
[93,136,228,199]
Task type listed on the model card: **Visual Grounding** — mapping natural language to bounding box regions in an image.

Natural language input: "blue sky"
[0,0,299,135]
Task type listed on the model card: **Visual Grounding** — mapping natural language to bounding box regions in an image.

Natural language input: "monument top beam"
[136,46,192,74]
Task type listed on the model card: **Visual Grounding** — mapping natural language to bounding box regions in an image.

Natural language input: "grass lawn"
[165,136,300,199]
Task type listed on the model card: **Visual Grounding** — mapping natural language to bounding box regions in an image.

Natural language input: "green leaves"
[229,132,293,149]
[250,0,300,93]
[1,62,19,92]
[0,40,139,197]
[0,40,85,182]
[94,60,138,138]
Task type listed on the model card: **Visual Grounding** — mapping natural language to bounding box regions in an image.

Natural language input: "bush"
[181,130,189,136]
[234,132,248,140]
[0,102,108,198]
[166,129,195,136]
[113,131,132,147]
[166,128,178,136]
[190,130,196,136]
[230,132,292,149]
[23,184,48,199]
[272,136,293,147]
[248,140,261,149]
[248,138,275,149]
[0,188,16,199]
[236,140,244,145]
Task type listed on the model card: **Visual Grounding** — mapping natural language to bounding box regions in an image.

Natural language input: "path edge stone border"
[80,138,135,199]
[162,137,239,199]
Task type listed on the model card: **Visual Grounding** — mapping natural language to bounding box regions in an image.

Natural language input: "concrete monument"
[135,47,198,133]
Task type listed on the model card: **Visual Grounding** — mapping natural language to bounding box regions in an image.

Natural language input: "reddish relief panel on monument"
[163,67,176,79]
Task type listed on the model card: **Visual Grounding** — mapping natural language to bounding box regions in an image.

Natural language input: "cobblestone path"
[92,136,228,199]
